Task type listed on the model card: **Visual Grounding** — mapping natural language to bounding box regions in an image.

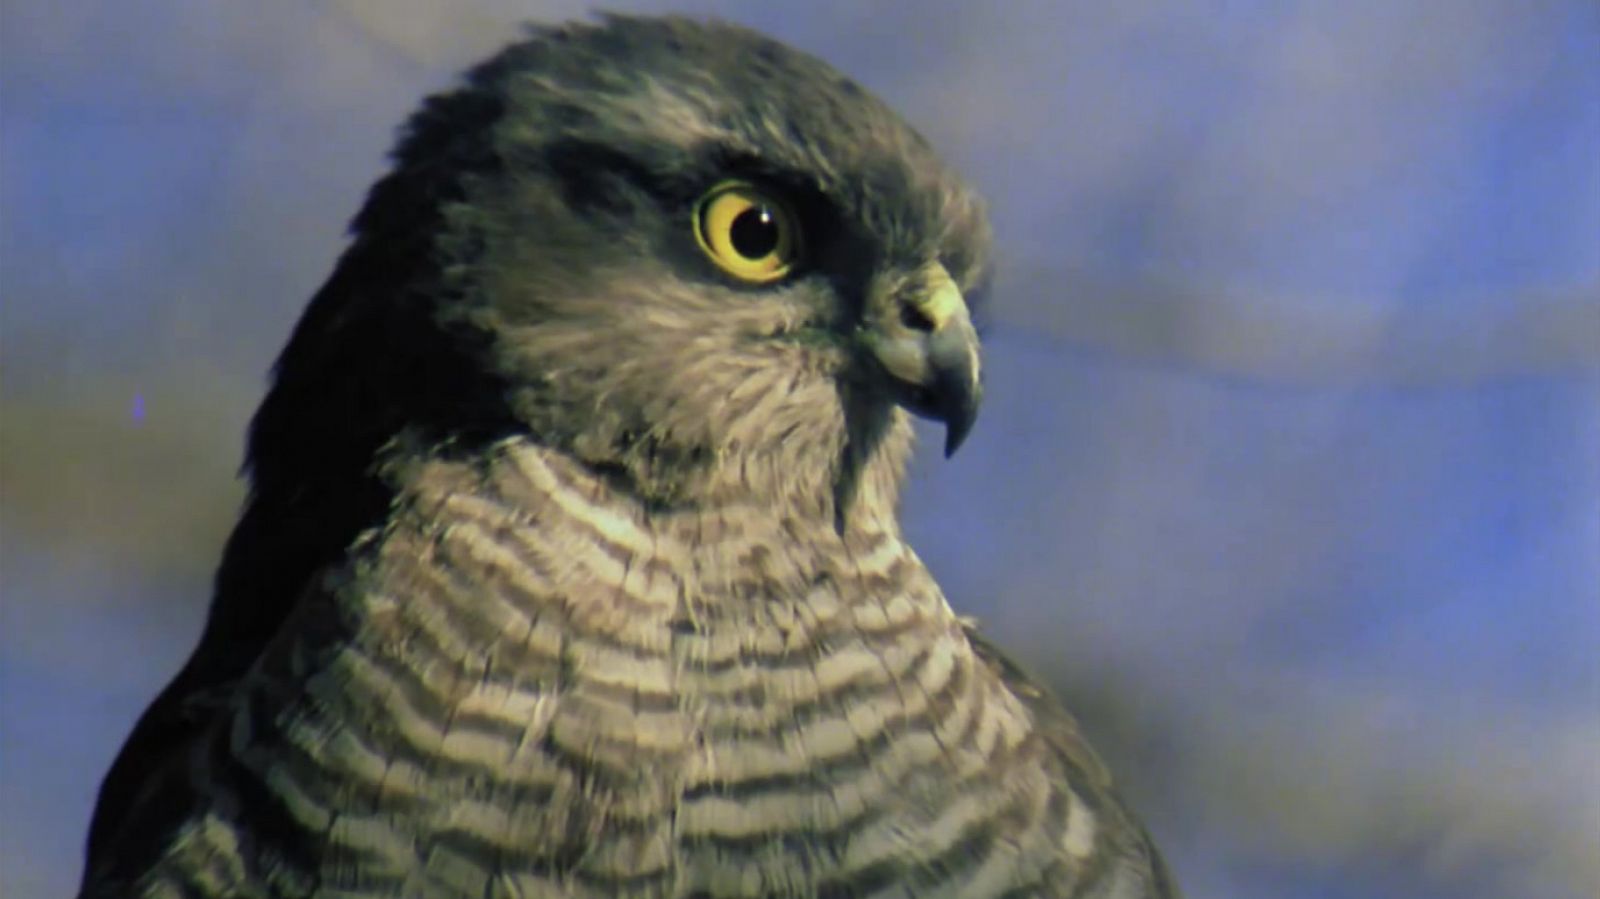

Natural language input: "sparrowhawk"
[82,15,1180,898]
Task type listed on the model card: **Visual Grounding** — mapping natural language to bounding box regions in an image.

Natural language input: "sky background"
[2,1,1597,897]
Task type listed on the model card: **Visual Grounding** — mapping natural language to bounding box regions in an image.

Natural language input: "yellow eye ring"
[693,181,802,284]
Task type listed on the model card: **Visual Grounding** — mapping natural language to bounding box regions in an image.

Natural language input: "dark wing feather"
[82,80,519,886]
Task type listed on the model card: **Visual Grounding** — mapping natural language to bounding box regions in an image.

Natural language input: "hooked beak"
[863,261,982,456]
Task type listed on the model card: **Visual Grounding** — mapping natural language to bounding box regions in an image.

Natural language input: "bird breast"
[212,440,1071,896]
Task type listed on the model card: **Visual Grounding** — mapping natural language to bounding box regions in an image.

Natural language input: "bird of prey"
[82,15,1179,899]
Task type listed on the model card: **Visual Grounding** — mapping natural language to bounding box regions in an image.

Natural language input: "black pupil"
[729,206,780,259]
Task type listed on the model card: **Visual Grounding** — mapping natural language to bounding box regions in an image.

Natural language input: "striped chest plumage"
[162,440,1114,898]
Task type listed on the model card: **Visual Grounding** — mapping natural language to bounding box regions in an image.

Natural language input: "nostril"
[899,301,936,333]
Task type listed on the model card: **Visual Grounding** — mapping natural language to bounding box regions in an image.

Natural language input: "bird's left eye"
[693,182,802,284]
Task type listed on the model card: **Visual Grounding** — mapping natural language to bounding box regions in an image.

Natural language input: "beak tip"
[941,401,978,458]
[942,431,965,458]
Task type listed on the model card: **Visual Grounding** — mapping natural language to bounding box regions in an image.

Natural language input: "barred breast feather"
[113,440,1169,898]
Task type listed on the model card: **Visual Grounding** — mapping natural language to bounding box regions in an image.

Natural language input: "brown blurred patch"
[0,381,245,581]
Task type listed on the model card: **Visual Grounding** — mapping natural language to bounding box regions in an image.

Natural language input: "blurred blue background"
[2,2,1596,897]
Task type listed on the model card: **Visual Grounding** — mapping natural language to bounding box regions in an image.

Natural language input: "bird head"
[257,15,991,518]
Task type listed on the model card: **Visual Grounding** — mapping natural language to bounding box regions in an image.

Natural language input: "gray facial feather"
[417,15,992,511]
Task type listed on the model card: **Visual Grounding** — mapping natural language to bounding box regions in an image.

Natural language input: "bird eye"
[693,182,801,283]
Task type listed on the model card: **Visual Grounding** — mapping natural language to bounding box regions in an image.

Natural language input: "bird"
[81,14,1180,899]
